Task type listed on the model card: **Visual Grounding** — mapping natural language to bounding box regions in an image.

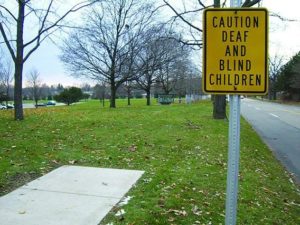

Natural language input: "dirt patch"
[0,172,40,196]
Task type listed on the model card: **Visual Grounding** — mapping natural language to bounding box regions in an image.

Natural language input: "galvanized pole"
[225,0,242,225]
[226,95,241,225]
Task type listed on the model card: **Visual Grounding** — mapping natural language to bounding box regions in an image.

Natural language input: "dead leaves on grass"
[128,144,137,152]
[166,208,188,217]
[185,120,202,130]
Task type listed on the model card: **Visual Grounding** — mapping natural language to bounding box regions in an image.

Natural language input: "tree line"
[0,73,203,107]
[269,51,300,101]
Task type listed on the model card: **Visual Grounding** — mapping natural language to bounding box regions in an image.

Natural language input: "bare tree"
[0,0,99,120]
[163,0,262,119]
[61,0,156,108]
[172,64,189,98]
[122,80,134,106]
[171,58,198,98]
[0,56,13,104]
[157,45,190,95]
[134,29,162,105]
[268,54,284,100]
[135,25,187,105]
[81,83,92,93]
[27,69,42,107]
[93,82,107,107]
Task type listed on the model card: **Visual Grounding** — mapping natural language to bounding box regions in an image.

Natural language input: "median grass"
[0,99,299,224]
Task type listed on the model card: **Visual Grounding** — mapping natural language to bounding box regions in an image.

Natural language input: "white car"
[0,104,7,110]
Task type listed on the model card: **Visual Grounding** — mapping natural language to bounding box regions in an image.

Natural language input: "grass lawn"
[0,99,299,224]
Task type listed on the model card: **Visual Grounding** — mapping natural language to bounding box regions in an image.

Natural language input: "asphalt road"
[241,98,300,184]
[23,103,65,109]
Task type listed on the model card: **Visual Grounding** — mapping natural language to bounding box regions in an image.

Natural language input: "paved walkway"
[0,166,144,225]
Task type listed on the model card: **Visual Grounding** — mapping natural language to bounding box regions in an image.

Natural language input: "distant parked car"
[35,103,46,107]
[47,100,56,106]
[6,104,14,109]
[0,104,7,110]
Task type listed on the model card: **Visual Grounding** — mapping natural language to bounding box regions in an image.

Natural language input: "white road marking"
[255,107,261,110]
[269,113,279,118]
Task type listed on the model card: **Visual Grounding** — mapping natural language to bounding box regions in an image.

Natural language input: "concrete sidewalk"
[0,165,144,225]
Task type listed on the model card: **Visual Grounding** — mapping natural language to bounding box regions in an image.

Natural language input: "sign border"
[203,8,269,95]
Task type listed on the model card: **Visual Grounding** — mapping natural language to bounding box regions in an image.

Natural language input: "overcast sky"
[2,0,300,86]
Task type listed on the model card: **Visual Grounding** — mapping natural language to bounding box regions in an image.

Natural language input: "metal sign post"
[224,2,241,225]
[226,95,241,225]
[225,2,241,225]
[202,1,268,224]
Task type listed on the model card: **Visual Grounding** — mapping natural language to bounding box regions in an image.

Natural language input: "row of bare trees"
[60,0,194,107]
[0,61,63,106]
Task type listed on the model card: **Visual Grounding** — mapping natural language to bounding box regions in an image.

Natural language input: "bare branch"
[270,12,298,22]
[0,23,16,61]
[23,0,99,57]
[222,0,228,8]
[197,0,206,8]
[24,26,60,62]
[163,0,204,33]
[0,5,18,21]
[242,0,261,7]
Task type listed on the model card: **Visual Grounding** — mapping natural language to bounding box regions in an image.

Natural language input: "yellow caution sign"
[203,8,268,95]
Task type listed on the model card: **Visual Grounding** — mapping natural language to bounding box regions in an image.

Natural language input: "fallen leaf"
[168,217,175,222]
[118,196,132,206]
[128,144,137,152]
[167,209,188,217]
[192,205,202,216]
[115,209,126,217]
[68,160,77,165]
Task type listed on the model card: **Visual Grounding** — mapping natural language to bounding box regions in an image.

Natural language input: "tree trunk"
[5,85,9,105]
[14,1,25,120]
[14,62,24,120]
[214,0,220,7]
[102,98,105,107]
[268,90,275,100]
[211,0,226,119]
[272,91,277,100]
[268,78,273,100]
[127,88,131,106]
[213,95,226,119]
[101,90,105,107]
[127,96,131,106]
[35,98,38,108]
[146,90,151,106]
[110,85,116,108]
